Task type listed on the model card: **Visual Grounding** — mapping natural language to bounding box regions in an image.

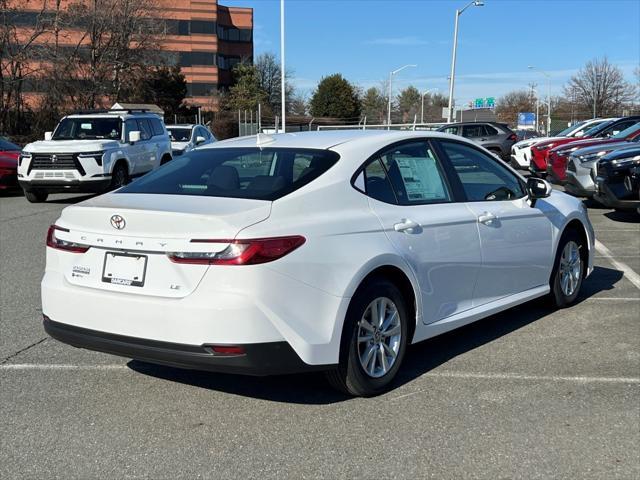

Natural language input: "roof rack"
[70,108,150,115]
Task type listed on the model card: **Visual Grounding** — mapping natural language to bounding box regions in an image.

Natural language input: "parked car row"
[508,115,640,213]
[5,110,216,202]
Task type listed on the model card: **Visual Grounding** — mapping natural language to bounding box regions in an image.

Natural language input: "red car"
[530,116,640,177]
[0,138,21,190]
[547,122,640,184]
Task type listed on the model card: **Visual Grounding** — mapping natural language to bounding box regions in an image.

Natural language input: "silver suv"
[18,109,172,202]
[437,122,518,160]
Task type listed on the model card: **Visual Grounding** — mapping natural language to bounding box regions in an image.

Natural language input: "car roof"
[65,112,161,120]
[203,129,471,151]
[166,124,197,128]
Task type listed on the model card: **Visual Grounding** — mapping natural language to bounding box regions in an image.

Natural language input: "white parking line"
[595,239,640,290]
[584,297,640,301]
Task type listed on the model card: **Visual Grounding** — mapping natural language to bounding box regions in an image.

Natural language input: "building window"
[187,83,217,97]
[179,52,216,67]
[191,20,216,35]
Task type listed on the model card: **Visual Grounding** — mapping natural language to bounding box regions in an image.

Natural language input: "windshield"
[0,138,20,150]
[581,121,614,138]
[612,122,640,139]
[556,122,586,137]
[118,147,340,201]
[52,117,122,140]
[167,127,192,142]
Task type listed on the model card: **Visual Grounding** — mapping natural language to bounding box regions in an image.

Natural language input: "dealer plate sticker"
[102,252,147,287]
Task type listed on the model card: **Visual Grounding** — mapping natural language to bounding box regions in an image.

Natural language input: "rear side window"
[149,118,165,136]
[462,125,484,138]
[483,125,499,136]
[440,141,526,201]
[364,159,397,204]
[441,126,459,135]
[118,148,339,201]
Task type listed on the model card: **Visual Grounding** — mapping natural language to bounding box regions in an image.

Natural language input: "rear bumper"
[19,178,110,194]
[44,316,330,376]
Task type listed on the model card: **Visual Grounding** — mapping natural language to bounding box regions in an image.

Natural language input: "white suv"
[18,109,172,202]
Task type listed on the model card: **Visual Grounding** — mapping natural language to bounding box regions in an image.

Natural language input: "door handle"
[394,219,420,233]
[477,212,497,225]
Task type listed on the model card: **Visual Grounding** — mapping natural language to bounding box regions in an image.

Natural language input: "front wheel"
[325,278,409,396]
[550,230,585,308]
[110,164,129,190]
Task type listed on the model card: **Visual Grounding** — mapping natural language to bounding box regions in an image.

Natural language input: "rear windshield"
[167,127,191,142]
[53,117,122,140]
[118,147,340,201]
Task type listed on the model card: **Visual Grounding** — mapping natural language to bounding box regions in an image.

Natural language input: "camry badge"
[110,215,126,230]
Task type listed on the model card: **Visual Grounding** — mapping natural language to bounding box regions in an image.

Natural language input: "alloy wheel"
[357,297,402,378]
[559,240,581,297]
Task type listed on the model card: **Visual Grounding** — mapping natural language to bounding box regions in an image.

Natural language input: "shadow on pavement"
[45,194,96,204]
[604,210,640,223]
[128,266,624,404]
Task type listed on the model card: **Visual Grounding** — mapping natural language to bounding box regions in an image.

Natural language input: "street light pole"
[593,73,602,118]
[529,65,551,135]
[280,0,286,133]
[447,0,484,123]
[387,64,417,129]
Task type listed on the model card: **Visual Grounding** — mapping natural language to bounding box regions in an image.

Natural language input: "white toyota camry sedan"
[43,130,594,396]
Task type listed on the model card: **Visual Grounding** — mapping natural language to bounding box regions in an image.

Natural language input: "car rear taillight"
[205,345,246,356]
[508,134,517,141]
[46,225,90,253]
[167,236,306,266]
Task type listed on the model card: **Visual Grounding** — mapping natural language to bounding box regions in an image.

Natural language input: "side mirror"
[44,131,53,141]
[128,131,141,143]
[527,177,552,207]
[195,136,206,145]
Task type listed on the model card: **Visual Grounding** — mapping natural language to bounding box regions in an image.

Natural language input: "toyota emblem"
[110,215,126,230]
[51,154,57,163]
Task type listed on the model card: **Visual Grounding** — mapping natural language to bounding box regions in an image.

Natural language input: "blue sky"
[222,0,640,104]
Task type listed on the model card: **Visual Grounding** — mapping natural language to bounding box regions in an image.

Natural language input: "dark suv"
[437,122,517,160]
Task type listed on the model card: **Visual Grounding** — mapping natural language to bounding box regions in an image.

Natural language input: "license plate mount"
[102,252,148,287]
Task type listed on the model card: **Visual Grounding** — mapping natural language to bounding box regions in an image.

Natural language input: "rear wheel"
[550,230,585,308]
[160,154,172,166]
[110,163,129,190]
[24,189,48,203]
[325,278,409,397]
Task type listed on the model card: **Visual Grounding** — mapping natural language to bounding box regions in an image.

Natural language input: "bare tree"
[254,52,294,115]
[495,90,535,126]
[564,57,636,117]
[0,1,50,133]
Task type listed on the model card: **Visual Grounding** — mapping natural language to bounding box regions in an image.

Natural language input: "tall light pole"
[387,64,417,129]
[421,88,438,124]
[593,72,602,118]
[280,0,286,133]
[528,65,551,135]
[447,0,484,123]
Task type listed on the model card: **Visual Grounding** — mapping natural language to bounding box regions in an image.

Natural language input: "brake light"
[508,133,517,141]
[46,225,90,253]
[206,345,246,356]
[167,236,306,265]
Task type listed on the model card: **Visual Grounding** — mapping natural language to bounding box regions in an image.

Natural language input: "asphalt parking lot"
[1,188,638,479]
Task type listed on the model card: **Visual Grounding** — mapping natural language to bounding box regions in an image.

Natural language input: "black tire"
[549,229,585,308]
[24,189,48,203]
[160,155,172,166]
[110,163,129,190]
[325,278,409,397]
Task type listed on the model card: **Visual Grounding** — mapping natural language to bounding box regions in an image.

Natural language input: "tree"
[564,57,636,117]
[360,87,386,123]
[288,91,308,116]
[396,85,421,122]
[495,90,535,125]
[309,74,360,118]
[131,66,187,118]
[225,63,268,112]
[254,52,295,115]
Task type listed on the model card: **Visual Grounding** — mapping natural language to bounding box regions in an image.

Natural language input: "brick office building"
[5,0,253,110]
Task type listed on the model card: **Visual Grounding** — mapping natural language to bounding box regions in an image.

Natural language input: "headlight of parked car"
[556,146,580,156]
[577,150,615,163]
[77,151,105,166]
[611,155,640,167]
[18,152,32,166]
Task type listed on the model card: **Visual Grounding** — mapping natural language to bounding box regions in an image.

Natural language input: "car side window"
[441,126,459,135]
[463,125,484,138]
[483,125,499,136]
[606,121,636,137]
[363,159,397,204]
[376,141,451,205]
[123,119,137,142]
[440,141,526,202]
[150,118,164,136]
[136,119,152,141]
